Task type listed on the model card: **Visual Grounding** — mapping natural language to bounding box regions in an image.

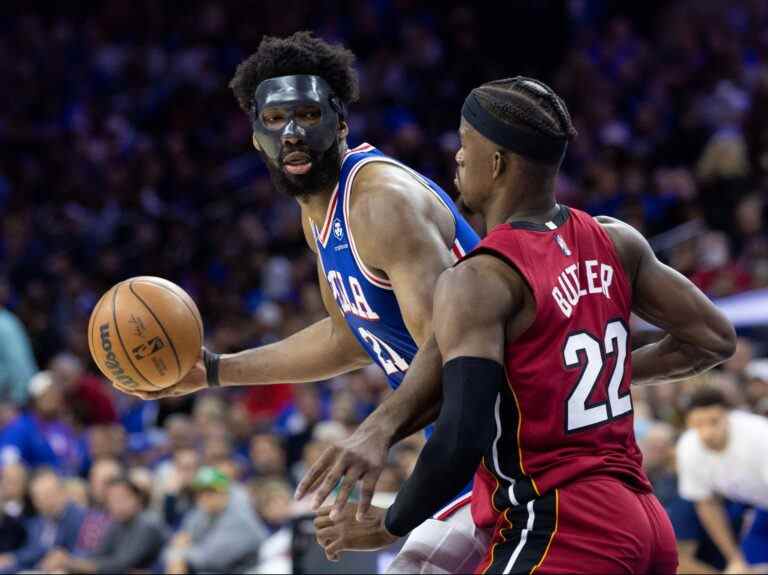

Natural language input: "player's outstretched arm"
[599,217,737,385]
[313,255,521,560]
[120,226,371,400]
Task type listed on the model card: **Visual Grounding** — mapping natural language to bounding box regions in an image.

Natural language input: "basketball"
[88,276,203,392]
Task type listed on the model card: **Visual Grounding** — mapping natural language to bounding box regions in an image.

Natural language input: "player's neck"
[297,184,339,225]
[483,165,558,229]
[484,191,558,230]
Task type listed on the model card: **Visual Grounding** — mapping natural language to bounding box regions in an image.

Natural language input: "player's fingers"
[325,539,345,561]
[311,458,349,509]
[314,525,338,545]
[296,447,337,500]
[114,383,151,400]
[326,550,340,562]
[315,506,333,518]
[330,467,363,520]
[313,513,335,530]
[356,472,380,520]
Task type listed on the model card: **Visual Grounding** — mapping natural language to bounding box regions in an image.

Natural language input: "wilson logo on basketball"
[132,337,166,361]
[89,276,203,392]
[99,323,139,388]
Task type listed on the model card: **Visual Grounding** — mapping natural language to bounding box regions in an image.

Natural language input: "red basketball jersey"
[470,206,652,529]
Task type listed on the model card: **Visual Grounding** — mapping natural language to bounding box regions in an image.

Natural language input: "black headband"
[461,92,567,164]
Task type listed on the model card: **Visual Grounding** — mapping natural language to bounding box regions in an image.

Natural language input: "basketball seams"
[128,281,183,380]
[133,279,203,344]
[112,283,158,388]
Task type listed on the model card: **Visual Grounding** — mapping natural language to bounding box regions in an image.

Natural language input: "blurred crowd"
[0,0,767,573]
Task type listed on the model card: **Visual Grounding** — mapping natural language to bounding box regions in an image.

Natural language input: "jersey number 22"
[563,319,632,432]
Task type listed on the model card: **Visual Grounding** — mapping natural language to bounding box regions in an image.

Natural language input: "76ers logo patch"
[333,219,344,241]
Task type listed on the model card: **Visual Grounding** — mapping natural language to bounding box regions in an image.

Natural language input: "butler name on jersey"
[551,257,615,318]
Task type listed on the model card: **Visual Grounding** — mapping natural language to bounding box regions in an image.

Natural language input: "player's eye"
[297,109,322,125]
[262,112,287,129]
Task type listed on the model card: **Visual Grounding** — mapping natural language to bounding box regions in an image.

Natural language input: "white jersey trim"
[313,143,374,248]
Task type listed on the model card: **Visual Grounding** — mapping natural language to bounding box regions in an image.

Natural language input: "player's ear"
[338,119,349,140]
[252,133,262,151]
[492,150,506,179]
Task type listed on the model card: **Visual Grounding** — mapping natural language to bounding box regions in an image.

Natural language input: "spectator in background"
[329,390,363,436]
[159,448,200,531]
[0,464,27,555]
[251,478,297,575]
[0,469,85,572]
[0,279,38,405]
[249,432,288,480]
[292,439,332,488]
[744,359,768,416]
[150,414,198,468]
[677,387,768,572]
[275,385,325,468]
[0,371,84,473]
[202,423,248,475]
[64,477,88,508]
[0,462,32,521]
[49,353,117,428]
[75,458,121,556]
[42,475,167,573]
[85,425,126,468]
[165,466,267,574]
[229,403,255,459]
[638,421,678,504]
[252,478,295,534]
[193,396,228,441]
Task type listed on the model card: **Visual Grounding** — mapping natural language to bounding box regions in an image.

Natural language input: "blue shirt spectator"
[0,372,85,474]
[0,469,85,572]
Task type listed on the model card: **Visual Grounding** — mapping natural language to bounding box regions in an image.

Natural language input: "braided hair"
[473,77,577,147]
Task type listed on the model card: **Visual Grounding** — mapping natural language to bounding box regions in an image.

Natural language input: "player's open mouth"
[282,152,313,175]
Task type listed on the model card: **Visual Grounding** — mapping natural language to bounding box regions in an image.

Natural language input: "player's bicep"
[385,231,455,347]
[433,256,516,364]
[351,174,455,347]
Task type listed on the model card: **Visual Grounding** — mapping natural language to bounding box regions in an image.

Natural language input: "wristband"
[203,349,221,387]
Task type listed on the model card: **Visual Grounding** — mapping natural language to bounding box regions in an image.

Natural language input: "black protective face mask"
[252,75,344,197]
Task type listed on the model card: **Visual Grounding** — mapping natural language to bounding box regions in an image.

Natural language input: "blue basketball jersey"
[312,143,480,390]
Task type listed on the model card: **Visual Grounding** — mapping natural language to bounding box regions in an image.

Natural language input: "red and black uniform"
[469,206,677,575]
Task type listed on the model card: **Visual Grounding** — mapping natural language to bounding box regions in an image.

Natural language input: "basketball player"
[117,32,483,572]
[311,77,737,574]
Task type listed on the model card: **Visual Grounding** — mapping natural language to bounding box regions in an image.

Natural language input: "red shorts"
[475,478,678,575]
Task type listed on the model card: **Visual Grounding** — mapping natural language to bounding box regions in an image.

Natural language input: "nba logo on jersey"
[556,234,572,256]
[333,219,344,241]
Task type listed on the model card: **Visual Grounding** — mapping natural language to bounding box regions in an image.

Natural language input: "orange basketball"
[88,276,203,392]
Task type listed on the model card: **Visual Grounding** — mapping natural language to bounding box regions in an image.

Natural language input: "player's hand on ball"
[314,505,397,562]
[296,423,389,521]
[114,348,208,400]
